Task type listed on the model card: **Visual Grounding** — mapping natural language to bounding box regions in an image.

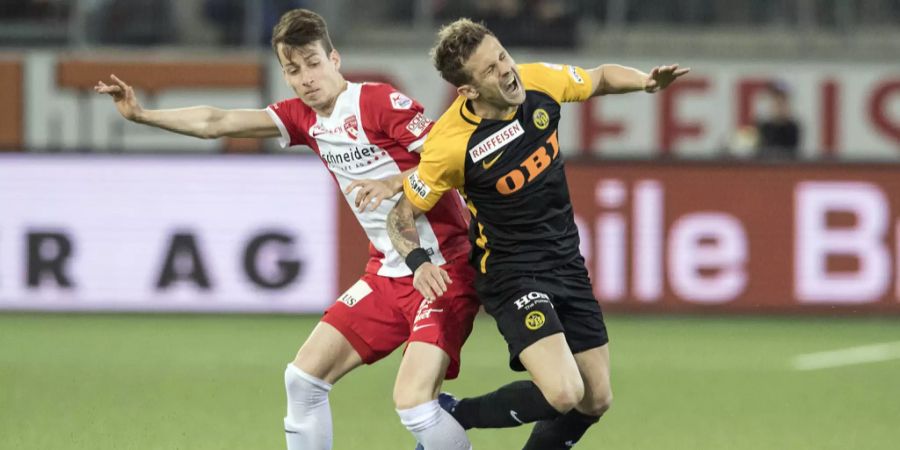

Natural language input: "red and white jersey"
[266,82,470,277]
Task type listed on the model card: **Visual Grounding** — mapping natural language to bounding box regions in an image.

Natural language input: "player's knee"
[541,378,585,413]
[581,390,613,417]
[392,383,436,410]
[291,349,330,381]
[284,364,332,413]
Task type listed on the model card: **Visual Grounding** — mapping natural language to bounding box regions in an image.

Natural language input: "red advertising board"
[567,162,900,313]
[341,162,900,314]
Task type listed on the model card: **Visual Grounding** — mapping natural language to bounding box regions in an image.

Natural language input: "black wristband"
[405,248,432,273]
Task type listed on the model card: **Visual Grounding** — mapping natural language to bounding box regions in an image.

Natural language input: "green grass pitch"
[2,313,898,449]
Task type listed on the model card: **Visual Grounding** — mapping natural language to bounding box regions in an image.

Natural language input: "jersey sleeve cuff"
[406,134,428,153]
[574,66,594,101]
[265,107,291,148]
[402,180,437,212]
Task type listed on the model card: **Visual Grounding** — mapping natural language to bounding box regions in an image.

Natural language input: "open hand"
[94,74,143,121]
[344,178,399,212]
[644,64,690,93]
[413,262,452,301]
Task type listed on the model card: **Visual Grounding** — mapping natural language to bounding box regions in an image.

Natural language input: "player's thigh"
[320,276,412,369]
[573,344,612,417]
[519,332,584,411]
[405,259,480,381]
[292,321,364,385]
[393,342,452,409]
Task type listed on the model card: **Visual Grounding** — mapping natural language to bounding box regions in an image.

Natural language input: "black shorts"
[475,255,609,371]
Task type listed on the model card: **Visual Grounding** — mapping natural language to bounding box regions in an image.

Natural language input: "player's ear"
[458,84,479,100]
[330,49,341,71]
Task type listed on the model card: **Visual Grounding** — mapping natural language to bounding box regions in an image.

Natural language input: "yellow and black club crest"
[525,311,546,330]
[532,108,549,130]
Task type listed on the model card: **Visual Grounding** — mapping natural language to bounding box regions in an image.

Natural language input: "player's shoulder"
[268,96,316,133]
[360,82,417,109]
[422,96,477,158]
[430,97,477,140]
[519,63,560,98]
[519,62,587,99]
[270,96,312,114]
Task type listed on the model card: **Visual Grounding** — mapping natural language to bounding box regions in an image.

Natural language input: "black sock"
[522,409,601,450]
[450,380,561,429]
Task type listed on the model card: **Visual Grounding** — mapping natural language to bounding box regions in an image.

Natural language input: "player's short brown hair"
[430,18,494,87]
[271,9,334,58]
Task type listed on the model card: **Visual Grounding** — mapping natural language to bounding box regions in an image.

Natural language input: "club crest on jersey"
[390,92,413,109]
[533,109,550,130]
[343,115,359,140]
[525,311,545,330]
[469,120,525,163]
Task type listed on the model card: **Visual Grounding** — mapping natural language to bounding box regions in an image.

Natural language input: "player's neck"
[470,99,516,121]
[312,79,349,117]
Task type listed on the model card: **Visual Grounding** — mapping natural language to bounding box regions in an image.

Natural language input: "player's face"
[277,42,345,113]
[461,35,526,108]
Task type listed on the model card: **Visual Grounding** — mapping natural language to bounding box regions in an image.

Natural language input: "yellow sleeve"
[402,127,467,212]
[519,62,593,103]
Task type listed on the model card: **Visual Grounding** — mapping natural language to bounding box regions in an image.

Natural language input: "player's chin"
[501,90,526,106]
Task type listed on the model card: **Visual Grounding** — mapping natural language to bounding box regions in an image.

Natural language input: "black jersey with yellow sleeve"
[403,62,593,274]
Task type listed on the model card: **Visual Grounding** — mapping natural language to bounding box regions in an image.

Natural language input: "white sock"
[397,400,472,450]
[284,364,333,450]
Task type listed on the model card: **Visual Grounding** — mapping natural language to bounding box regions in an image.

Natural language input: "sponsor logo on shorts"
[533,108,549,130]
[469,121,524,163]
[412,323,436,332]
[514,291,551,310]
[525,311,546,330]
[390,92,413,109]
[568,66,584,84]
[338,280,373,307]
[414,298,444,323]
[405,112,431,137]
[407,170,431,199]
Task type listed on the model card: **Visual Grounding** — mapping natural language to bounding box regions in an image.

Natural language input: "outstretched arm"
[94,74,280,139]
[387,196,452,301]
[587,64,690,96]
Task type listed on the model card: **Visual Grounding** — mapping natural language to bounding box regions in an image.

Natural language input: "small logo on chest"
[343,115,359,140]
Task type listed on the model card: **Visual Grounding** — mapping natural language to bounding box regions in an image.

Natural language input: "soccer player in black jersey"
[386,19,689,449]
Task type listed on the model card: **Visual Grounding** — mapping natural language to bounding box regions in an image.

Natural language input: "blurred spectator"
[755,81,801,160]
[204,0,306,46]
[471,0,578,48]
[93,0,175,45]
[0,0,68,20]
[726,81,801,160]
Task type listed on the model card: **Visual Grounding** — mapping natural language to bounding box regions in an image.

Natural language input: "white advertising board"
[0,155,337,312]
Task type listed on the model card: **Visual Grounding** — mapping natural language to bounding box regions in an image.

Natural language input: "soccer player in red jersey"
[95,9,478,450]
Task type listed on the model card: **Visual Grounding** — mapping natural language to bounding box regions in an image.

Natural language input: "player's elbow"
[197,123,223,139]
[197,108,229,139]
